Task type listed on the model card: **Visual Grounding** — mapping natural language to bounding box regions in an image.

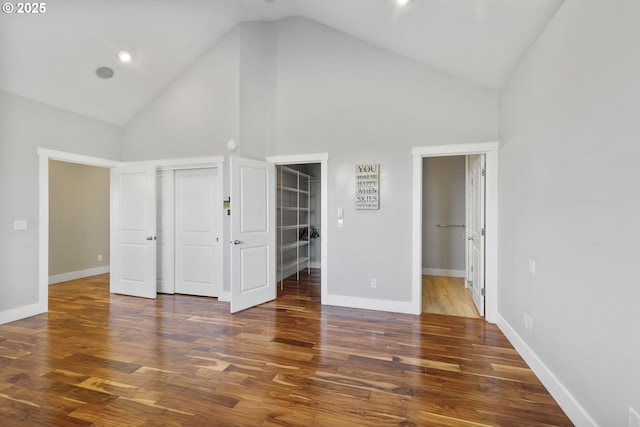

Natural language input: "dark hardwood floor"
[0,271,572,426]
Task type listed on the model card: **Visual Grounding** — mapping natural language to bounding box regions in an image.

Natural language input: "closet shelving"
[277,166,312,283]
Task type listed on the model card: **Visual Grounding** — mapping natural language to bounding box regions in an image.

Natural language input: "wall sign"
[356,164,380,210]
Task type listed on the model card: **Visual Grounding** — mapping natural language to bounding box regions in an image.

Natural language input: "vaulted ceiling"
[0,0,563,125]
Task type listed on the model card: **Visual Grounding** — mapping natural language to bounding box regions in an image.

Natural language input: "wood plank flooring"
[0,271,573,426]
[422,276,481,319]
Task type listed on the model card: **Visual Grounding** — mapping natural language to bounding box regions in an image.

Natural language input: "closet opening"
[276,163,322,299]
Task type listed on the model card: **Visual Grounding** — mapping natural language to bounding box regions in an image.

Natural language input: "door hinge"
[481,227,485,236]
[482,169,486,177]
[481,288,485,296]
[470,265,474,272]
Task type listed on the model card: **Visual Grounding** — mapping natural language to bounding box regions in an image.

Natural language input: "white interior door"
[175,168,223,297]
[157,170,175,294]
[469,154,485,316]
[110,164,157,299]
[230,157,276,313]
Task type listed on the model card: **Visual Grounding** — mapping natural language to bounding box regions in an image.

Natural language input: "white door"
[175,168,223,297]
[230,157,276,313]
[468,155,485,316]
[110,164,157,299]
[157,170,175,294]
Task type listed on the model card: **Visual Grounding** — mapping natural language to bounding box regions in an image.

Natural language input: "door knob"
[233,240,242,245]
[146,236,153,241]
[468,237,474,241]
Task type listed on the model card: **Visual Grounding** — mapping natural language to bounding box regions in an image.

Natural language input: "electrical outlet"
[528,259,536,275]
[14,220,28,230]
[98,254,103,261]
[371,279,377,288]
[630,407,640,427]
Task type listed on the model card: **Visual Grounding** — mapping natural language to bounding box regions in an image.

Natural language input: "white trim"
[412,142,499,323]
[412,142,499,157]
[324,294,416,315]
[37,148,121,168]
[49,266,111,285]
[421,268,466,278]
[38,154,49,317]
[136,156,225,170]
[266,153,329,306]
[266,153,329,163]
[0,302,43,325]
[496,314,597,427]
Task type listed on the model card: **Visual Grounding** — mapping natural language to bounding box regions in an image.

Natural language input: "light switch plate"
[337,208,344,218]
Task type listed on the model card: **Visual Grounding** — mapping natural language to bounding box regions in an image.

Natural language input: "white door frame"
[265,153,329,304]
[38,148,224,312]
[412,142,498,323]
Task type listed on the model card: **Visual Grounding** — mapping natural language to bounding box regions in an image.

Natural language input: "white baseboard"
[496,314,597,427]
[49,266,110,285]
[324,294,420,315]
[0,302,45,325]
[422,268,466,278]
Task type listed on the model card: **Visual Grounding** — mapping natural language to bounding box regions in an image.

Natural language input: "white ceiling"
[0,0,563,126]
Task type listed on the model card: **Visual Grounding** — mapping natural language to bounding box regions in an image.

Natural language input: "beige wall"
[49,160,110,276]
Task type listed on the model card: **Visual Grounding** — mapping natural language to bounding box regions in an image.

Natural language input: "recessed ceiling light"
[96,66,114,79]
[117,50,132,63]
[397,0,412,5]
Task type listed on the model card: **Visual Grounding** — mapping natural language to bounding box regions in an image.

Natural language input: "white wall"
[0,90,122,320]
[498,0,640,425]
[422,156,466,273]
[273,17,498,305]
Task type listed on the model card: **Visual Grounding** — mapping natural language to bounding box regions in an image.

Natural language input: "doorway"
[421,155,479,318]
[266,153,329,305]
[411,142,498,323]
[48,160,111,285]
[276,163,321,285]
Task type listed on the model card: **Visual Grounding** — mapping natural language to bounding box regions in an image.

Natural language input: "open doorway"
[412,142,498,323]
[275,163,322,298]
[48,160,110,285]
[38,148,119,313]
[421,155,480,318]
[266,153,329,306]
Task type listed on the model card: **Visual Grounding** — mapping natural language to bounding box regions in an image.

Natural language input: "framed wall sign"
[355,164,379,210]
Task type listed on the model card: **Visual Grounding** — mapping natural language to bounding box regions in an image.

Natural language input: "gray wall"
[499,0,640,424]
[422,156,466,273]
[0,90,122,315]
[273,17,497,302]
[123,27,240,160]
[121,16,498,304]
[49,160,110,276]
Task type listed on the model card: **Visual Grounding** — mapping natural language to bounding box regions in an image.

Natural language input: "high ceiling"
[0,0,564,126]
